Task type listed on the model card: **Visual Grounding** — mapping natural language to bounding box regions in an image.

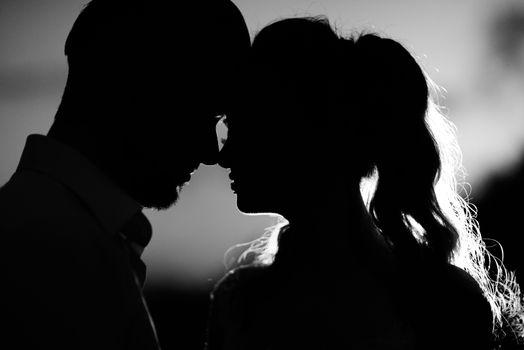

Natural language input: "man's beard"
[137,185,180,210]
[125,174,189,210]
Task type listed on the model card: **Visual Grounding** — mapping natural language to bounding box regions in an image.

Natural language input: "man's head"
[50,0,250,209]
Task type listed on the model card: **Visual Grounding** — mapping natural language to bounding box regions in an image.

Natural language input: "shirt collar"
[16,134,143,236]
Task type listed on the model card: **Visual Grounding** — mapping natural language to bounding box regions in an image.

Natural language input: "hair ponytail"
[354,33,523,341]
[350,34,458,263]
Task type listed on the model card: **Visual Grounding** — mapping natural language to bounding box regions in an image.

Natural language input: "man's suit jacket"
[0,134,160,349]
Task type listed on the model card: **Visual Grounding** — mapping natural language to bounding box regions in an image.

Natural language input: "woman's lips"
[229,174,237,191]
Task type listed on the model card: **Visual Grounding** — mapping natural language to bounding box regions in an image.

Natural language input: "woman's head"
[220,17,438,225]
[223,16,457,269]
[219,18,341,216]
[222,16,523,341]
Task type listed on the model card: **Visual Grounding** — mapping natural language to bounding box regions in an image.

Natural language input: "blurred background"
[2,0,524,348]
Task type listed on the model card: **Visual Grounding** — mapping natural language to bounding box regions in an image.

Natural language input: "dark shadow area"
[145,286,211,350]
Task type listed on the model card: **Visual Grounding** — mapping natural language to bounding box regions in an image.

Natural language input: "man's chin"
[135,184,183,211]
[145,195,179,210]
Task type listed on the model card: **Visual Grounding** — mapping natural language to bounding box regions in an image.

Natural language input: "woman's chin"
[233,189,257,214]
[230,181,238,193]
[235,193,264,214]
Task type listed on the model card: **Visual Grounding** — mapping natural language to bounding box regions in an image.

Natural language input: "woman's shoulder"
[437,263,492,318]
[443,264,492,322]
[441,264,483,293]
[209,264,279,339]
[423,262,494,348]
[211,264,275,305]
[425,262,489,309]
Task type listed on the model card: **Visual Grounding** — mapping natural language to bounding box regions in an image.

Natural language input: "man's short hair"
[66,0,249,57]
[62,0,250,92]
[57,0,250,122]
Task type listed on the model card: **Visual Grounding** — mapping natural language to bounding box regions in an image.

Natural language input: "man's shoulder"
[0,174,113,272]
[1,168,73,203]
[0,170,102,244]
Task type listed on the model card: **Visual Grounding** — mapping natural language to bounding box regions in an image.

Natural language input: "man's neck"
[47,118,131,203]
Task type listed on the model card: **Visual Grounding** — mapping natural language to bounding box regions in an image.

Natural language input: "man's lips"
[177,164,200,183]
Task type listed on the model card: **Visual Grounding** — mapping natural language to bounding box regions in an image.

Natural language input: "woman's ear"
[323,101,378,176]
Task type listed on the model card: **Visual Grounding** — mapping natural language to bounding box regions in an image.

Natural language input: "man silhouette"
[0,0,250,349]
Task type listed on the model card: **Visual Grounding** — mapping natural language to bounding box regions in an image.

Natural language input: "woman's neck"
[283,179,371,235]
[276,177,395,269]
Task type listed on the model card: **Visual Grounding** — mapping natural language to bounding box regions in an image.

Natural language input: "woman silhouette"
[207,17,523,350]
